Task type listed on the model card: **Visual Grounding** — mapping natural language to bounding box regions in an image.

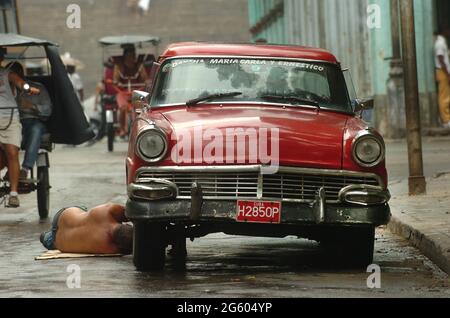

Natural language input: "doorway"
[435,0,450,32]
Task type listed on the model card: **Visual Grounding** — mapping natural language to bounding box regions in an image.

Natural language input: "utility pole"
[399,0,426,195]
[390,0,401,59]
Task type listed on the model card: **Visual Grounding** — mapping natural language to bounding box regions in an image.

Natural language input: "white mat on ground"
[35,250,123,260]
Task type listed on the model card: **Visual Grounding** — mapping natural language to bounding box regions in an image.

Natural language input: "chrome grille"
[138,172,259,198]
[262,174,379,201]
[136,167,382,203]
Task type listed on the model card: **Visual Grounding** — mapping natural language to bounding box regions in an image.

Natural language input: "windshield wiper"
[186,92,243,107]
[260,94,320,109]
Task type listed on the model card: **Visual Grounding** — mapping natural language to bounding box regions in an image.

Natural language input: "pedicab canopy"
[0,33,94,145]
[99,35,160,47]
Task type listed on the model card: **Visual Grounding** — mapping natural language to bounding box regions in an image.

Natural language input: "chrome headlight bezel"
[352,131,385,168]
[135,127,168,163]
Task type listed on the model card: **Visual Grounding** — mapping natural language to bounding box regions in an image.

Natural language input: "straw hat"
[60,52,85,69]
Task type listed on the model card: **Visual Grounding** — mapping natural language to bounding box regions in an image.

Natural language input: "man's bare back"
[40,204,133,255]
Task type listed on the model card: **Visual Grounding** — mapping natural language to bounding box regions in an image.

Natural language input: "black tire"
[320,226,375,268]
[37,166,50,219]
[169,237,187,261]
[107,123,114,152]
[133,221,167,271]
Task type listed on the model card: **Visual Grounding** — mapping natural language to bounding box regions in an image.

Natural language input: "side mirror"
[132,90,150,114]
[354,98,374,112]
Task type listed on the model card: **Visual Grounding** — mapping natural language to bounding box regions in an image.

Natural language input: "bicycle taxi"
[98,35,159,152]
[0,34,94,218]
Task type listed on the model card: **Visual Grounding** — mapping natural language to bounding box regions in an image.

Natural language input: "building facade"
[248,0,445,137]
[0,0,19,33]
[16,0,251,96]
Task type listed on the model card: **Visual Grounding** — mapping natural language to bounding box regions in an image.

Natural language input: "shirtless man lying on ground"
[40,204,133,255]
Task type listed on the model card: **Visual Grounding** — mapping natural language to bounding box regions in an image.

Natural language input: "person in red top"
[113,46,149,138]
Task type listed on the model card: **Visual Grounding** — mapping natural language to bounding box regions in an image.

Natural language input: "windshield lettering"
[152,58,351,112]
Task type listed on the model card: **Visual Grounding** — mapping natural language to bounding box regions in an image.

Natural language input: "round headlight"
[353,134,384,167]
[137,129,167,162]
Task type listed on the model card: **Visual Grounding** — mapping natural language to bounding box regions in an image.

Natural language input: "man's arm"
[139,64,150,85]
[438,55,450,84]
[112,65,123,94]
[8,72,40,95]
[94,82,104,111]
[439,55,449,75]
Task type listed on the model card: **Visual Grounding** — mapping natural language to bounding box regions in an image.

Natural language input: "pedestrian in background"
[434,27,450,128]
[61,52,84,104]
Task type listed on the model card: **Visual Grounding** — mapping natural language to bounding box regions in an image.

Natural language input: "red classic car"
[126,43,391,271]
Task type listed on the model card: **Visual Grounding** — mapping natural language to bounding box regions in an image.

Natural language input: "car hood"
[156,105,349,170]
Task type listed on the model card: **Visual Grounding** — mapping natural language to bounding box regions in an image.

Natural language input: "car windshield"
[151,57,352,112]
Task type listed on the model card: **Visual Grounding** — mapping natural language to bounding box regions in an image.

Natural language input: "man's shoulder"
[435,36,448,48]
[435,42,448,54]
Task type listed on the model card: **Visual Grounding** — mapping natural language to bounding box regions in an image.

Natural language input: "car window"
[152,58,352,112]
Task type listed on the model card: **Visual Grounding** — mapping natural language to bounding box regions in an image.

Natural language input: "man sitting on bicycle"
[8,62,52,180]
[112,45,149,139]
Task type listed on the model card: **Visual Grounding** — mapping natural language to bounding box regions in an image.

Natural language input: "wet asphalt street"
[0,139,449,298]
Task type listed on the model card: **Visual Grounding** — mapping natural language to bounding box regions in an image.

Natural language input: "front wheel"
[320,226,375,268]
[37,166,50,219]
[133,221,167,271]
[107,123,114,152]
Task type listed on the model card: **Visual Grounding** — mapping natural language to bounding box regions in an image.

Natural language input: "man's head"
[435,26,450,39]
[123,45,137,64]
[7,62,25,77]
[0,47,7,63]
[112,224,133,255]
[66,65,76,74]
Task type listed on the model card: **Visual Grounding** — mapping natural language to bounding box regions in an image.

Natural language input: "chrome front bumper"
[126,196,391,227]
[126,180,391,227]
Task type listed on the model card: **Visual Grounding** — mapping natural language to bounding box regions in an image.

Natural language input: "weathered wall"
[17,0,251,95]
[248,0,440,136]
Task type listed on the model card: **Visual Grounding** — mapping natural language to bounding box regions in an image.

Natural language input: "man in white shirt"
[67,64,84,103]
[434,28,450,128]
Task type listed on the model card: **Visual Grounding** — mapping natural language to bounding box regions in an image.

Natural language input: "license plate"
[236,200,282,224]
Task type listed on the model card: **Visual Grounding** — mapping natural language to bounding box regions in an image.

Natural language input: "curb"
[387,216,450,275]
[422,128,450,137]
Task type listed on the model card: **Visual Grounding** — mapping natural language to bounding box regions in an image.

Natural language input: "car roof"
[160,42,339,63]
[99,35,160,47]
[0,33,56,47]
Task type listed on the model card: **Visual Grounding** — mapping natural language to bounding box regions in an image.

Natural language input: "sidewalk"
[387,173,450,274]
